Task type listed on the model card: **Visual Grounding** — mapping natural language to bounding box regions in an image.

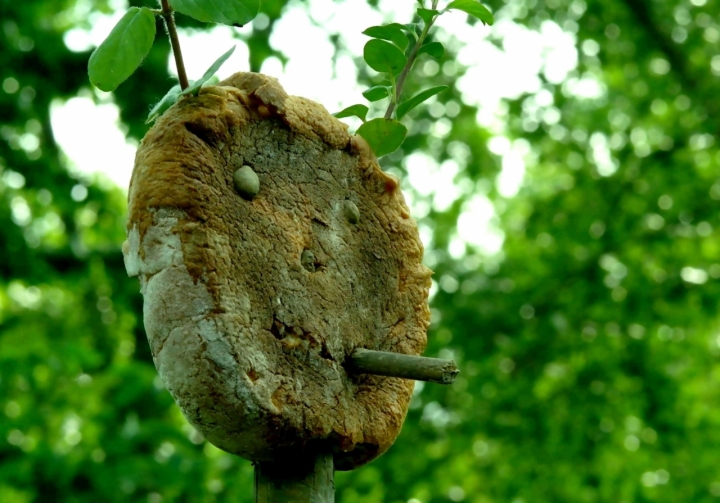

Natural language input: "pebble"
[343,200,360,224]
[233,165,260,200]
[301,250,316,272]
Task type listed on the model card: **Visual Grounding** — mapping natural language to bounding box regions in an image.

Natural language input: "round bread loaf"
[123,72,432,470]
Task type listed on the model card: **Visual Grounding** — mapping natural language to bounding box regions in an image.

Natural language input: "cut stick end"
[347,348,459,385]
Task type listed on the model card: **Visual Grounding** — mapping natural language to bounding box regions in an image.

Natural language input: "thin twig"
[384,14,437,118]
[348,348,459,384]
[160,0,189,90]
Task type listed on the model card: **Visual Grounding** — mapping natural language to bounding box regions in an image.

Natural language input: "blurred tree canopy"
[2,0,720,501]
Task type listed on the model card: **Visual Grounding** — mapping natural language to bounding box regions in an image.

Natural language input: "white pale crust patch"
[124,72,431,470]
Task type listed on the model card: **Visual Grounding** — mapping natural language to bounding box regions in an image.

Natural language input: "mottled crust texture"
[123,72,432,470]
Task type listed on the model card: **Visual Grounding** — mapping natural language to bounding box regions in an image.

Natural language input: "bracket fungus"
[122,72,432,470]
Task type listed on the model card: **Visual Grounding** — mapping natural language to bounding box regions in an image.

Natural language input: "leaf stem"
[160,0,189,90]
[384,14,437,119]
[389,73,397,107]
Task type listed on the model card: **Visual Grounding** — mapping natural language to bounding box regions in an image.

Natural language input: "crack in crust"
[124,72,432,470]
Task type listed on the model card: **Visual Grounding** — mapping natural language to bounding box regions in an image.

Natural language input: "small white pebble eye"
[233,165,260,200]
[301,249,315,272]
[343,200,360,224]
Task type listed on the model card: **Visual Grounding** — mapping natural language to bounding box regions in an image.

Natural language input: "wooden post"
[347,349,459,384]
[255,453,335,503]
[254,350,457,501]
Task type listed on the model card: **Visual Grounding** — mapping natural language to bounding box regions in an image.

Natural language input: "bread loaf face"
[124,73,431,470]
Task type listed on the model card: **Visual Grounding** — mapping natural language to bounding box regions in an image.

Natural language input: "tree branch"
[620,0,694,95]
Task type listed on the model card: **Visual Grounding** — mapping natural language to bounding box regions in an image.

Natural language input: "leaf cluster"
[145,47,235,123]
[88,1,260,122]
[334,0,493,157]
[87,0,494,155]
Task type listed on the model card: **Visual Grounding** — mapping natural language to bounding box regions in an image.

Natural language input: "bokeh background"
[3,0,720,501]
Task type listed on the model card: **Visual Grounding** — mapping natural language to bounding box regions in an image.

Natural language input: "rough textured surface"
[123,72,432,470]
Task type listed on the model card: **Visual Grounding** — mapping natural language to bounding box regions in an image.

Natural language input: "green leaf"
[171,0,259,26]
[362,86,390,102]
[403,23,421,37]
[445,0,494,25]
[400,24,420,53]
[418,41,444,60]
[396,85,449,119]
[334,104,369,122]
[146,84,182,123]
[363,39,407,76]
[181,46,235,96]
[417,8,439,25]
[356,118,407,157]
[88,7,156,92]
[363,24,409,51]
[405,33,418,48]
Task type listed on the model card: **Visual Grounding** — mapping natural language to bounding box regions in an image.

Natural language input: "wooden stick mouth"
[347,348,459,384]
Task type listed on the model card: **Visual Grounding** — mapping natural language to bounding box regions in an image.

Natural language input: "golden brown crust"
[124,72,431,470]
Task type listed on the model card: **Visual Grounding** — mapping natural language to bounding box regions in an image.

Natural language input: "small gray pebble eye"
[301,249,316,272]
[343,200,360,224]
[233,165,260,200]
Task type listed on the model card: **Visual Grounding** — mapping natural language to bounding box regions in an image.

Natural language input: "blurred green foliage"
[2,0,720,502]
